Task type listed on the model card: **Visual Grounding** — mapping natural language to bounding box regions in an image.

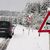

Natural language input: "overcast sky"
[0,0,45,12]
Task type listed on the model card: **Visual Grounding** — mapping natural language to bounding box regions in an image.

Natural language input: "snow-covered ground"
[6,24,49,50]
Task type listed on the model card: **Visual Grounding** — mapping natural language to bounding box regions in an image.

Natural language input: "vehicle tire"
[9,36,12,39]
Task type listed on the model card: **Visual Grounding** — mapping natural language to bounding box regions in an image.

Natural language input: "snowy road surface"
[0,38,10,50]
[6,24,49,50]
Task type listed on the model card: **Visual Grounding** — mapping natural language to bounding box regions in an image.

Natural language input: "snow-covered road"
[6,24,49,50]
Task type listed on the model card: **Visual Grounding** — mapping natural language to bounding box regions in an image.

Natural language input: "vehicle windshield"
[0,21,11,28]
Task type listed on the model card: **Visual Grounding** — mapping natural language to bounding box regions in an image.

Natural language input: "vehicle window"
[0,21,10,28]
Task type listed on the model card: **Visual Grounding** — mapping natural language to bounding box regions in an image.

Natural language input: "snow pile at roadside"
[6,24,49,50]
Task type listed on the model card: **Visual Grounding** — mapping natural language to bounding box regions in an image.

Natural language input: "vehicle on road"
[0,21,14,39]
